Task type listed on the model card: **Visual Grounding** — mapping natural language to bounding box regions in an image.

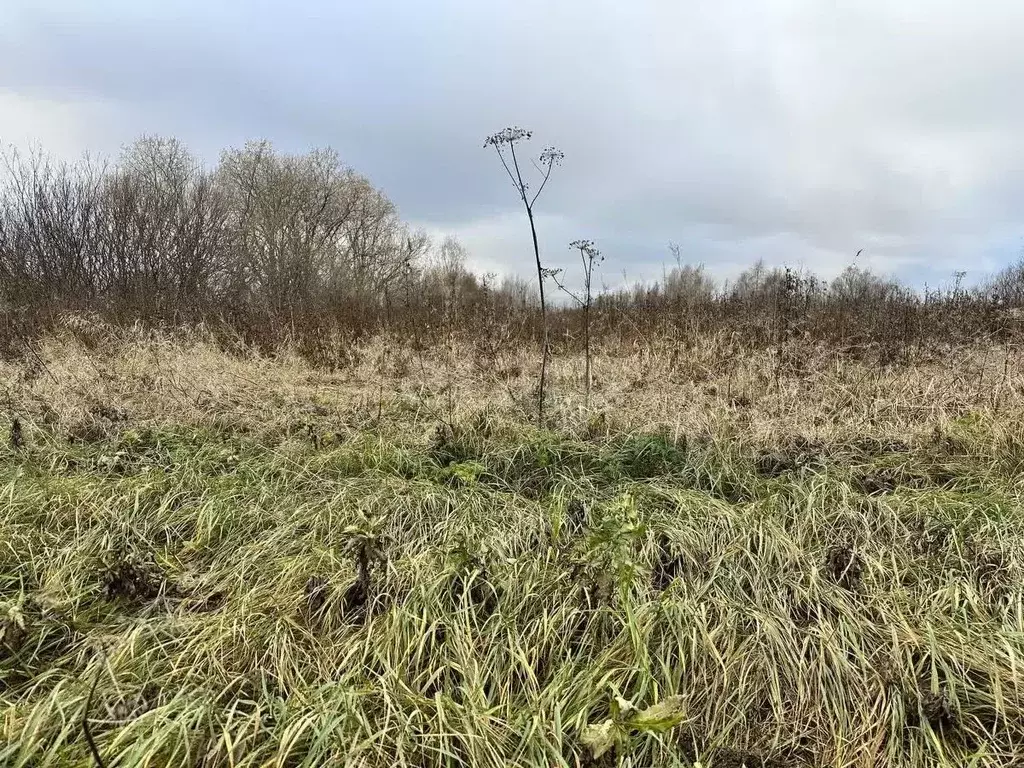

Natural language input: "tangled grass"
[1,328,1023,766]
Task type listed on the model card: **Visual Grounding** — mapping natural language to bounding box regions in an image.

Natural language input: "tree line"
[2,135,1023,361]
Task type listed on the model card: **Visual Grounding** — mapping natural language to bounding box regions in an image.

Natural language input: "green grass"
[1,420,1022,767]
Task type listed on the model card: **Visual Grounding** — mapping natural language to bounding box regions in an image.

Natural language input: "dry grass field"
[2,317,1023,766]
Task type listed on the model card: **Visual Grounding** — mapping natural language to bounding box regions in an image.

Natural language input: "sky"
[2,0,1023,288]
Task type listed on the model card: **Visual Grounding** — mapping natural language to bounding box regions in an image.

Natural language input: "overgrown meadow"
[2,321,1022,767]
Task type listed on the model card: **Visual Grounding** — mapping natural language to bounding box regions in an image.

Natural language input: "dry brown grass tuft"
[3,322,1022,450]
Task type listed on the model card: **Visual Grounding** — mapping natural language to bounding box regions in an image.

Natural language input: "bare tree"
[112,136,229,312]
[546,240,603,406]
[663,242,715,308]
[422,235,474,311]
[829,265,900,304]
[484,127,563,425]
[215,142,424,315]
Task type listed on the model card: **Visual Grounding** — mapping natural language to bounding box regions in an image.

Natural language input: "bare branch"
[529,161,554,209]
[529,148,563,208]
[492,145,524,199]
[508,142,530,206]
[547,267,586,307]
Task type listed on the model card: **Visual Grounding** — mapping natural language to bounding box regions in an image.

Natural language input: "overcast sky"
[2,1,1023,287]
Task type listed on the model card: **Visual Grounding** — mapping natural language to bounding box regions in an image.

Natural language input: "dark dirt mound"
[101,553,168,602]
[825,545,863,591]
[906,684,958,734]
[341,577,368,616]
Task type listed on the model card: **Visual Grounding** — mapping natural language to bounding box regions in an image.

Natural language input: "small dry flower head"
[484,127,532,148]
[570,239,603,261]
[540,147,564,166]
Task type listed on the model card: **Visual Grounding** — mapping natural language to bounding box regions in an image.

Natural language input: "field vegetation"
[2,136,1024,767]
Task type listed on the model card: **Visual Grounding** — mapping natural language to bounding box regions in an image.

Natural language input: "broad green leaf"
[581,720,619,759]
[627,695,688,732]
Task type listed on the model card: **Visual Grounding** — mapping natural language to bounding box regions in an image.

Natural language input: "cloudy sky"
[2,1,1023,287]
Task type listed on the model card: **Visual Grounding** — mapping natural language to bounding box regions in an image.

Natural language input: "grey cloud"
[2,0,1023,285]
